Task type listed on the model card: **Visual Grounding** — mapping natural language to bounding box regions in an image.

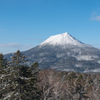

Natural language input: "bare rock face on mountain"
[5,32,100,73]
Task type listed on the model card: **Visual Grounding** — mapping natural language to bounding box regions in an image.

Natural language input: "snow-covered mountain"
[40,32,89,47]
[5,32,100,73]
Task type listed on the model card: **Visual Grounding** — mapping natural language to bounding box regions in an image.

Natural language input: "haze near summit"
[0,0,100,54]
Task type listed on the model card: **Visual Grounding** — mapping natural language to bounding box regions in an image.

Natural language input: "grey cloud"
[91,15,100,21]
[0,43,30,49]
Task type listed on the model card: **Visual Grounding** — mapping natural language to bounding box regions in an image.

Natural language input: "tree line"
[0,50,100,100]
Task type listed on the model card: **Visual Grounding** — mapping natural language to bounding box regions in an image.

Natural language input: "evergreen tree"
[20,62,40,100]
[7,50,40,100]
[8,50,28,100]
[0,53,7,99]
[0,53,7,73]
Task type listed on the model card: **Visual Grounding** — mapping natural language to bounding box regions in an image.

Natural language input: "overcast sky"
[0,0,100,54]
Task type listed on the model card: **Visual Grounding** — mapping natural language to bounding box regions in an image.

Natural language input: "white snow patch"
[38,58,46,63]
[76,64,82,67]
[56,53,65,58]
[84,68,100,73]
[39,52,48,56]
[76,55,93,60]
[39,53,44,56]
[76,55,99,61]
[61,69,75,72]
[97,60,100,64]
[91,55,99,59]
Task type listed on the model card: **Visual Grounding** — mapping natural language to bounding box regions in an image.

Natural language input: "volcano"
[5,32,100,73]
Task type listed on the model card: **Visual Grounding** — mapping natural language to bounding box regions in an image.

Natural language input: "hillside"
[5,32,100,73]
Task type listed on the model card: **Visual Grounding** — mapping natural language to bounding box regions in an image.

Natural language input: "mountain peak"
[40,32,86,47]
[60,32,69,36]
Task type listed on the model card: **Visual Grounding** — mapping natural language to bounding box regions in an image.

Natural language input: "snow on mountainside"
[40,32,89,47]
[4,32,100,73]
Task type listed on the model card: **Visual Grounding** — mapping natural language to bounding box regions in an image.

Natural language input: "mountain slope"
[5,32,100,73]
[40,32,89,47]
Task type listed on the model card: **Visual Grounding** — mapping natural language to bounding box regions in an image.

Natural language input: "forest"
[0,50,100,100]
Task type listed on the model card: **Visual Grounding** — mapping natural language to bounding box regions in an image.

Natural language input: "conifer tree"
[0,53,7,99]
[8,50,27,100]
[0,53,7,73]
[20,62,40,100]
[7,50,40,100]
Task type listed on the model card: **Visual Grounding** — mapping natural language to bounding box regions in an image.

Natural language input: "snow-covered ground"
[76,55,99,61]
[84,68,100,73]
